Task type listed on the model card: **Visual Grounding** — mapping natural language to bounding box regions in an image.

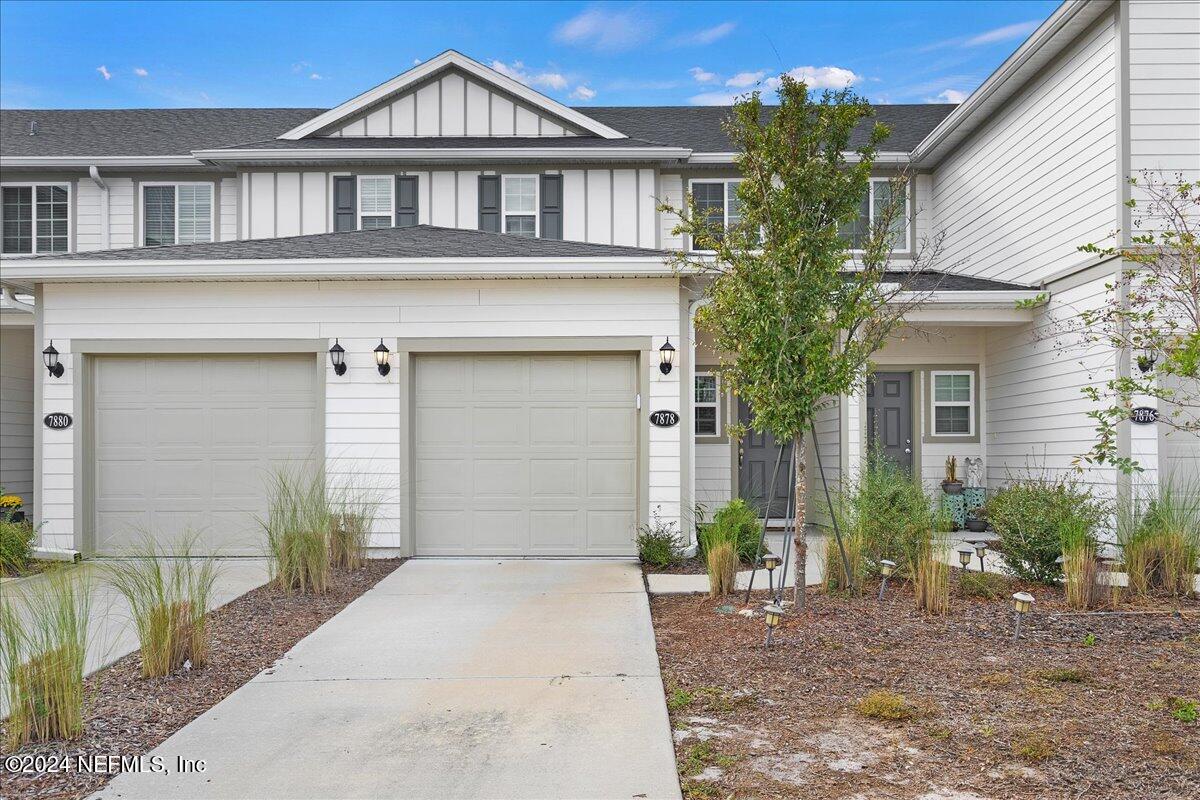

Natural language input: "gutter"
[1,155,202,168]
[192,146,693,163]
[910,0,1114,166]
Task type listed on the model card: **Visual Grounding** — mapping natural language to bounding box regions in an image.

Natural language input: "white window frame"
[139,181,215,247]
[687,177,743,253]
[847,177,911,254]
[1,181,72,256]
[694,371,721,438]
[501,174,539,238]
[930,370,974,437]
[356,174,395,230]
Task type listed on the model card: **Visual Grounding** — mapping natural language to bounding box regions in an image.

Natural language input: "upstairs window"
[695,372,720,436]
[143,183,212,246]
[839,178,908,252]
[931,371,974,436]
[689,179,743,251]
[358,175,394,230]
[503,175,537,238]
[2,184,69,254]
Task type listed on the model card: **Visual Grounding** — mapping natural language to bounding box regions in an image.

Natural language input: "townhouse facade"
[0,0,1196,557]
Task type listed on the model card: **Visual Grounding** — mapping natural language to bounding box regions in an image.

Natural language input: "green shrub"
[700,499,761,565]
[839,449,937,578]
[637,511,685,569]
[1,518,36,575]
[0,568,91,748]
[1118,481,1200,598]
[986,476,1105,584]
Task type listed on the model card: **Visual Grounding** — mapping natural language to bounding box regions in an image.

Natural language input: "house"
[1,0,1196,558]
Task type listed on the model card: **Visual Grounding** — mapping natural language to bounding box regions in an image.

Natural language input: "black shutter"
[396,175,419,228]
[478,175,500,232]
[334,176,356,232]
[540,174,563,240]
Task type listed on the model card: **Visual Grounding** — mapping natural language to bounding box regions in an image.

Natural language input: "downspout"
[88,165,110,250]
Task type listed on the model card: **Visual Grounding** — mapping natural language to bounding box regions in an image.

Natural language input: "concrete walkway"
[98,560,682,800]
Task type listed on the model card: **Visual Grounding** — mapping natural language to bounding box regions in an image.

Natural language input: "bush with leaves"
[1,518,36,576]
[636,509,685,569]
[986,476,1105,584]
[699,498,761,565]
[838,449,938,578]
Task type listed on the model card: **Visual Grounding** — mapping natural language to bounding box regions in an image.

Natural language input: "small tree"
[662,78,944,609]
[1056,173,1199,473]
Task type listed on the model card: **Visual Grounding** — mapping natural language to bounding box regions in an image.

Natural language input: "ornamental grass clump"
[701,499,761,565]
[914,536,950,615]
[0,518,36,576]
[823,527,865,596]
[261,465,333,594]
[0,568,90,748]
[699,523,739,598]
[104,534,220,678]
[1060,517,1104,610]
[1118,482,1200,598]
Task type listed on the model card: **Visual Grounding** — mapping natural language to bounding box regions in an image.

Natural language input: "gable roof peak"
[278,50,627,141]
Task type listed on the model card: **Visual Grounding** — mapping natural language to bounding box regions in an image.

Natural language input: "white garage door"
[414,353,638,556]
[93,354,319,555]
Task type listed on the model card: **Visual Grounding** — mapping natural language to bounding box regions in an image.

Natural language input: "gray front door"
[737,400,794,519]
[866,371,913,474]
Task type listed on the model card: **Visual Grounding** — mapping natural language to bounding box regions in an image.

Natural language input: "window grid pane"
[838,192,870,250]
[695,407,717,436]
[695,375,717,403]
[2,186,33,254]
[144,186,176,246]
[505,215,536,237]
[359,177,392,216]
[176,185,212,244]
[693,182,725,246]
[361,215,392,230]
[873,181,907,248]
[935,406,970,434]
[504,177,536,213]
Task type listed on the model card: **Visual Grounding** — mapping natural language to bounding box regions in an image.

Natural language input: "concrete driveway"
[98,560,681,800]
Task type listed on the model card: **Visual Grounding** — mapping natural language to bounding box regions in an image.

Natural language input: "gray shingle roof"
[876,271,1035,291]
[36,224,668,261]
[1,104,955,158]
[202,135,675,151]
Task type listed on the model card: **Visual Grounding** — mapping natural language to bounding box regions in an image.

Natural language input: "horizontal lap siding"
[38,278,683,551]
[695,442,731,511]
[983,275,1118,496]
[0,326,34,499]
[931,11,1119,285]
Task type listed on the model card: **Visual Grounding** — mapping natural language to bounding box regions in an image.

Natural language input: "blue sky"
[0,1,1061,109]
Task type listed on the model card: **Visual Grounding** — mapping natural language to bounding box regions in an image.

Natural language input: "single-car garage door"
[414,353,638,556]
[92,354,319,555]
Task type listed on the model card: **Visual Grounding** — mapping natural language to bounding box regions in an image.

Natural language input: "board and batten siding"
[35,278,684,552]
[0,324,34,500]
[327,70,581,137]
[239,168,659,247]
[983,274,1120,495]
[930,8,1119,285]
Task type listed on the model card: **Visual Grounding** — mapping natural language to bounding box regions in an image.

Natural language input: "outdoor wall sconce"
[762,603,783,649]
[42,340,64,378]
[956,544,975,570]
[1137,345,1158,374]
[1012,592,1035,639]
[877,559,896,601]
[329,340,347,376]
[659,338,675,375]
[374,339,392,377]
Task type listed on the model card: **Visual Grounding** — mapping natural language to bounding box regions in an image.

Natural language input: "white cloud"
[310,73,323,80]
[490,59,569,91]
[671,21,735,47]
[96,65,112,80]
[133,67,149,77]
[688,90,746,106]
[570,85,597,101]
[554,8,650,52]
[963,20,1039,47]
[689,67,717,84]
[933,88,968,103]
[725,70,765,88]
[413,58,422,65]
[766,65,860,90]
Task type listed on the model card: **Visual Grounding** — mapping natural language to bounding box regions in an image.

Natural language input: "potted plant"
[941,457,964,495]
[965,507,988,533]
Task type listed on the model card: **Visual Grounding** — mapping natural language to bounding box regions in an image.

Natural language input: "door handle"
[904,447,912,454]
[738,446,744,467]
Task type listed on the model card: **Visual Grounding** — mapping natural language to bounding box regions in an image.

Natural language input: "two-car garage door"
[92,354,319,556]
[413,353,638,556]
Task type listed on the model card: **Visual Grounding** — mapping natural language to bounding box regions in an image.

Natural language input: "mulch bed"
[652,575,1200,800]
[1,558,404,800]
[643,557,710,576]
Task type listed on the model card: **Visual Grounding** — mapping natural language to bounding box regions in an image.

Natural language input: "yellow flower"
[0,495,22,508]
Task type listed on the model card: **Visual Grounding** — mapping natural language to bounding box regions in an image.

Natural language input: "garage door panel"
[415,353,637,556]
[93,354,318,556]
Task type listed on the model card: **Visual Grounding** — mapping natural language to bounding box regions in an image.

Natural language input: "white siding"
[983,275,1118,496]
[695,442,731,510]
[37,278,684,551]
[430,171,456,227]
[249,172,275,239]
[931,10,1119,284]
[586,169,612,244]
[108,178,135,250]
[301,172,326,235]
[659,174,684,251]
[1127,0,1200,181]
[1159,374,1200,486]
[219,178,239,241]
[275,172,302,238]
[0,325,34,500]
[75,178,103,251]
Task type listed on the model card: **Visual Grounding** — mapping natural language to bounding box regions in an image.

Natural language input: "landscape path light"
[763,603,783,650]
[1012,591,1035,639]
[761,552,781,599]
[956,544,975,570]
[973,540,988,572]
[878,559,896,601]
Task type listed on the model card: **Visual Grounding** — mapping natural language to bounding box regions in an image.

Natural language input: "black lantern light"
[374,339,391,377]
[329,339,347,376]
[659,338,676,375]
[42,340,64,378]
[1137,345,1158,375]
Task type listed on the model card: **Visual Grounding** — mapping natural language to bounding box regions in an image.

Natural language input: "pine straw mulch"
[1,558,404,800]
[652,575,1200,800]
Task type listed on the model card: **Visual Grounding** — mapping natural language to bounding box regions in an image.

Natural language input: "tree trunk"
[792,432,807,610]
